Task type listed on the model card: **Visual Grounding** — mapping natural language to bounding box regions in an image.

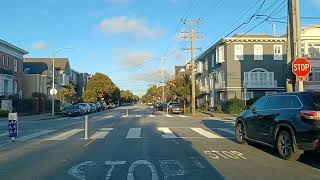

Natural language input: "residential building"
[23,62,50,99]
[70,69,79,86]
[195,34,287,107]
[0,39,28,101]
[300,25,320,91]
[24,58,71,91]
[77,72,91,97]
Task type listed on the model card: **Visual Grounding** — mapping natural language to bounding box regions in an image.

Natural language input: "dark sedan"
[63,105,85,117]
[235,92,320,161]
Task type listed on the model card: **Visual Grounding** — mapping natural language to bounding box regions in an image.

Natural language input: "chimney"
[272,24,276,36]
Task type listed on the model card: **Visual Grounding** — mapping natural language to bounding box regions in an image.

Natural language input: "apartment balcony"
[244,80,277,88]
[200,86,210,93]
[215,81,226,90]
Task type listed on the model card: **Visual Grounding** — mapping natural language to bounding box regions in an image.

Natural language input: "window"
[235,44,243,60]
[242,91,253,101]
[13,81,18,94]
[197,61,203,73]
[6,57,9,66]
[13,59,18,72]
[266,91,277,96]
[212,53,215,66]
[254,45,263,60]
[252,96,268,111]
[2,55,4,65]
[218,46,225,63]
[308,67,320,81]
[204,59,208,71]
[267,95,301,109]
[274,45,283,60]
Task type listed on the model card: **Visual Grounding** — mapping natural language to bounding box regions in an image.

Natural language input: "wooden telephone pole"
[181,19,202,115]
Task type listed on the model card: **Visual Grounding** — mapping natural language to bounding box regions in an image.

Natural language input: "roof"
[0,39,28,54]
[23,62,49,74]
[24,58,69,70]
[231,34,278,38]
[302,25,320,31]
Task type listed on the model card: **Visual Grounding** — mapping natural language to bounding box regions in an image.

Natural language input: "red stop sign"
[292,57,311,77]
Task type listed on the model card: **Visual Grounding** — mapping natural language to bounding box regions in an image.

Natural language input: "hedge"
[222,98,245,114]
[0,110,9,117]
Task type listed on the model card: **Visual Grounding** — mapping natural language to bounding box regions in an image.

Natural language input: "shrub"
[0,110,9,117]
[222,98,245,114]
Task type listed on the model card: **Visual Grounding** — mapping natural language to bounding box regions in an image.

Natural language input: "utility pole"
[287,0,302,92]
[181,19,202,116]
[161,57,165,102]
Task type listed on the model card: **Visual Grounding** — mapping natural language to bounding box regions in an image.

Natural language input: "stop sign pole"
[292,57,311,92]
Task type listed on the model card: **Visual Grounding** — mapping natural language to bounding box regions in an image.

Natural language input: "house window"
[274,45,283,60]
[197,61,203,73]
[204,59,208,71]
[6,57,9,66]
[242,91,253,101]
[235,44,243,60]
[308,67,320,81]
[218,46,225,63]
[13,59,18,72]
[266,91,277,96]
[2,55,4,65]
[254,45,263,60]
[212,53,215,66]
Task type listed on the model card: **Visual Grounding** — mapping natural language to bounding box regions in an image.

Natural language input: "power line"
[198,0,223,19]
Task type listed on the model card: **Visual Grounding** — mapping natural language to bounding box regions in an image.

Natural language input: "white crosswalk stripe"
[190,128,223,138]
[17,130,56,141]
[135,115,142,117]
[121,115,128,118]
[149,115,156,117]
[126,128,141,138]
[48,129,83,140]
[91,128,113,139]
[165,115,173,118]
[178,115,186,118]
[158,127,177,138]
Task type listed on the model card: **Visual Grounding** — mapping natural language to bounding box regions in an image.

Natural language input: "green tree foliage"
[120,90,134,103]
[56,85,78,104]
[83,73,116,102]
[142,85,162,103]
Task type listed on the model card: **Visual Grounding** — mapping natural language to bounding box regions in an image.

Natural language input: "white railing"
[244,80,277,88]
[215,81,226,89]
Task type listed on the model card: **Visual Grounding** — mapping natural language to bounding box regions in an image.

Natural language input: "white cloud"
[133,68,173,82]
[31,41,48,50]
[97,16,164,40]
[116,49,154,68]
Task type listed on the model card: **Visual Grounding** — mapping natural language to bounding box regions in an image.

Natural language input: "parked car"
[170,103,183,114]
[78,103,91,114]
[167,102,179,112]
[89,103,97,113]
[102,101,108,110]
[63,105,85,117]
[96,102,102,111]
[157,102,168,111]
[235,92,320,161]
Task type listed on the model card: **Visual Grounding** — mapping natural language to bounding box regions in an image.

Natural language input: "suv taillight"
[301,111,320,120]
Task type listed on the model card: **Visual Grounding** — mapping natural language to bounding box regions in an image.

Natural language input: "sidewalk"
[185,111,237,120]
[0,113,63,122]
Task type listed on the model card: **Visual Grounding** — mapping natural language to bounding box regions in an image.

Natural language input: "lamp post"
[51,48,73,117]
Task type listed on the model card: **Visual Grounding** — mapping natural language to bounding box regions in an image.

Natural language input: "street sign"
[8,113,18,138]
[292,57,311,78]
[50,88,57,95]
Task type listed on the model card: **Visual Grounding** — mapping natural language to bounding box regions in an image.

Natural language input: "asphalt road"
[0,104,319,180]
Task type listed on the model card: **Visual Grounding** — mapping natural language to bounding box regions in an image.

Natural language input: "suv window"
[304,92,320,110]
[267,95,301,109]
[252,96,268,111]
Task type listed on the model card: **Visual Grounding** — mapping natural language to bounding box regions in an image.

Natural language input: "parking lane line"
[190,128,223,138]
[158,127,177,138]
[149,115,156,117]
[48,129,83,140]
[126,128,141,138]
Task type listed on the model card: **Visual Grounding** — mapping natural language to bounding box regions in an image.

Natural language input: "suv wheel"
[276,130,301,161]
[235,122,247,145]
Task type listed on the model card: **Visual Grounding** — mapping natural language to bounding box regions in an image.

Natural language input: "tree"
[56,85,77,104]
[111,86,121,103]
[83,73,116,102]
[120,90,134,103]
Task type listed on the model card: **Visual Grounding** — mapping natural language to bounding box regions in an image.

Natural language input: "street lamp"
[51,47,73,117]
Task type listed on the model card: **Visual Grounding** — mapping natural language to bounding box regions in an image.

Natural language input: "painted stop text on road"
[204,150,246,160]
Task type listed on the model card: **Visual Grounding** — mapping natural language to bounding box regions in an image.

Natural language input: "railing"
[0,92,14,97]
[215,81,226,89]
[200,86,209,93]
[244,80,277,88]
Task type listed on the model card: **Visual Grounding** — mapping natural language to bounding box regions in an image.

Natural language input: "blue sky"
[1,0,319,96]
